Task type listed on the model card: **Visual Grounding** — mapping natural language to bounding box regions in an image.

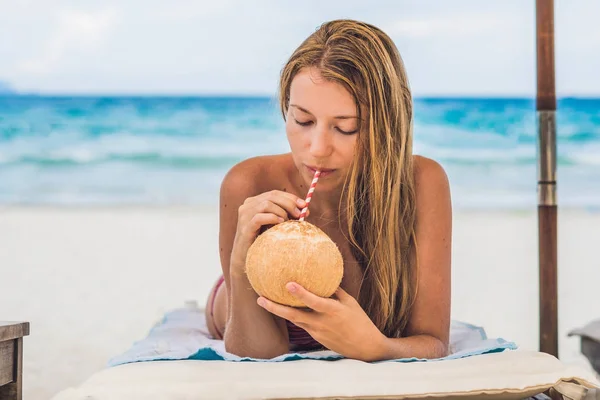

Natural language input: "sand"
[0,206,598,399]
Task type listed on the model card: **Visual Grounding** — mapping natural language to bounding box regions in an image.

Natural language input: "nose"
[309,125,333,158]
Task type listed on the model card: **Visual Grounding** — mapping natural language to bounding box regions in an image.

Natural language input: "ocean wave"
[1,137,598,169]
[1,96,600,207]
[0,153,246,168]
[415,142,600,167]
[0,131,290,168]
[0,148,596,169]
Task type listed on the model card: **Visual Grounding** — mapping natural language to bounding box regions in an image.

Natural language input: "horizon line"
[1,92,600,100]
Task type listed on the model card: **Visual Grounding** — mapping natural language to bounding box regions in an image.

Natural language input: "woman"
[205,19,452,362]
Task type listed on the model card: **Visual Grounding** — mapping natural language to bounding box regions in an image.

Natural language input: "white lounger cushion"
[52,349,599,400]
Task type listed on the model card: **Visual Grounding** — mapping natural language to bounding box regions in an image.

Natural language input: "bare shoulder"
[413,155,451,200]
[412,155,452,222]
[220,154,292,198]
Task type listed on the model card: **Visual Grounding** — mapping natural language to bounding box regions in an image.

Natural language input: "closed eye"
[294,119,313,127]
[294,119,358,135]
[336,127,358,135]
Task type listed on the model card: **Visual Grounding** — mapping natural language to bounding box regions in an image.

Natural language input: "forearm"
[366,334,448,362]
[224,270,289,359]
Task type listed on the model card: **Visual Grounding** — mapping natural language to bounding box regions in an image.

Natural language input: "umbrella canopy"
[536,0,558,357]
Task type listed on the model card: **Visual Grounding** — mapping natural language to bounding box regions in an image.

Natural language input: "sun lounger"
[51,303,599,400]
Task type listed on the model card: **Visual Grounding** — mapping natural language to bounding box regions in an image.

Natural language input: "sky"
[0,0,598,97]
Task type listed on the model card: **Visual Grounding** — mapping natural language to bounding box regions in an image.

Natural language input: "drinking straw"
[298,170,321,221]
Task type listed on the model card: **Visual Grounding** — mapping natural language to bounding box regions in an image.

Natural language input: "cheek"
[342,135,359,159]
[285,119,305,150]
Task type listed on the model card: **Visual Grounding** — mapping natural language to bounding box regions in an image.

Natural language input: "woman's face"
[286,67,360,192]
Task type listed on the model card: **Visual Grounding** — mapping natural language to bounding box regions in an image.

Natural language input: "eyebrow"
[290,104,359,120]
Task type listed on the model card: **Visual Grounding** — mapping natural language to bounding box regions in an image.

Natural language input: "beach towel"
[51,301,599,400]
[108,300,517,366]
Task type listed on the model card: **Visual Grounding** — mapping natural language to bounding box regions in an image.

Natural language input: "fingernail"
[297,199,306,207]
[257,298,266,307]
[295,208,302,216]
[287,283,297,292]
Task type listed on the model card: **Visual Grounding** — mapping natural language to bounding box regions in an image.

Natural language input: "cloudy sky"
[0,0,598,96]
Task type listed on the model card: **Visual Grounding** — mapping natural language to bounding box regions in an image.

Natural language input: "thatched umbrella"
[536,0,558,357]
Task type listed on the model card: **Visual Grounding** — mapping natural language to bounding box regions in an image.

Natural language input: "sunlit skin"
[285,67,360,218]
[205,66,451,362]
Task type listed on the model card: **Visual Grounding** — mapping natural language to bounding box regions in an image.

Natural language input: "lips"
[306,164,335,173]
[305,164,335,178]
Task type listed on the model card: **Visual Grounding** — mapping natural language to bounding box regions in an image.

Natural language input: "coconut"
[245,220,344,307]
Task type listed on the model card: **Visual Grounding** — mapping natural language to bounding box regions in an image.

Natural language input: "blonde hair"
[278,19,418,338]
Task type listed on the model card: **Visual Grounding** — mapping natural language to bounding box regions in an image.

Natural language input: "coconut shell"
[245,220,344,307]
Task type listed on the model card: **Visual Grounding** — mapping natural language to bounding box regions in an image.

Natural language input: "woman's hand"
[229,190,308,276]
[257,282,388,362]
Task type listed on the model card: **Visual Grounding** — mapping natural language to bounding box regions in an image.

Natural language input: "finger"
[334,286,354,303]
[258,190,306,219]
[265,189,306,205]
[249,213,285,231]
[248,195,301,220]
[253,199,289,221]
[257,296,312,325]
[253,190,302,206]
[268,194,305,220]
[286,282,335,313]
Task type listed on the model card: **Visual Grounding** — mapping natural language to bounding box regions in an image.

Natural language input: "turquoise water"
[0,96,598,209]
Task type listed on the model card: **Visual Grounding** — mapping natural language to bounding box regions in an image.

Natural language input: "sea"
[1,96,598,210]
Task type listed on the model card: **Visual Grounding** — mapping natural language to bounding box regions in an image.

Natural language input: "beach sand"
[1,206,598,399]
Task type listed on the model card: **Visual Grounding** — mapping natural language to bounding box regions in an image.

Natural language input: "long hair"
[278,19,418,338]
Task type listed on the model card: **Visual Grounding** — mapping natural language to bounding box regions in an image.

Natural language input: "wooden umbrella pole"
[536,0,558,357]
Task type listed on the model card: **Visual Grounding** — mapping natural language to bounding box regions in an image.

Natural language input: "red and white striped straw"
[298,170,321,221]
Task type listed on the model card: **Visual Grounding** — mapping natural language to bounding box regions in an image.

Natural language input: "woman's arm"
[218,159,290,359]
[255,156,452,362]
[374,156,452,360]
